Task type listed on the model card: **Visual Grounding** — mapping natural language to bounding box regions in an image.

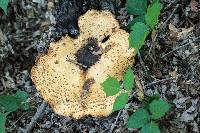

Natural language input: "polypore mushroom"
[31,10,136,119]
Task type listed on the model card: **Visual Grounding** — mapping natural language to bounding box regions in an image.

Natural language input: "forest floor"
[0,0,199,133]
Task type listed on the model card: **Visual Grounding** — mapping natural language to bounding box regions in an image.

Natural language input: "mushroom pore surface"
[31,10,136,119]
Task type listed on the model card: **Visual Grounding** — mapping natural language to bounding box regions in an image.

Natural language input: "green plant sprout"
[0,0,9,14]
[0,90,29,133]
[101,0,171,133]
[101,68,135,112]
[127,0,162,52]
[127,96,171,133]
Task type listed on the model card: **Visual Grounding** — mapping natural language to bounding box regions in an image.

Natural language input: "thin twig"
[148,4,180,55]
[144,77,175,88]
[24,43,37,51]
[109,110,122,133]
[109,91,137,133]
[66,59,87,69]
[161,40,190,58]
[148,33,158,58]
[161,4,180,30]
[23,101,47,133]
[8,113,26,130]
[138,52,150,74]
[161,35,200,58]
[164,0,179,10]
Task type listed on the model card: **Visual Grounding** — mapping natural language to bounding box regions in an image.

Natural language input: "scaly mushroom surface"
[31,10,136,119]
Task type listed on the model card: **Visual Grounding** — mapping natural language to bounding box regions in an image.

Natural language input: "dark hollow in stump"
[55,0,122,38]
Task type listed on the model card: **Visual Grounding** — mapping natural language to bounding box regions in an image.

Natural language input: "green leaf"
[113,93,129,112]
[126,0,147,15]
[123,68,134,91]
[15,90,29,102]
[128,15,145,30]
[0,96,18,112]
[146,94,160,105]
[127,108,150,128]
[152,0,159,4]
[0,91,29,113]
[149,99,171,120]
[15,91,29,111]
[101,76,121,96]
[129,22,149,51]
[140,121,160,133]
[145,1,162,28]
[19,102,30,111]
[0,112,8,133]
[0,0,9,14]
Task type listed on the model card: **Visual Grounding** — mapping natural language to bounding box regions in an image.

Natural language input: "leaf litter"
[0,0,199,132]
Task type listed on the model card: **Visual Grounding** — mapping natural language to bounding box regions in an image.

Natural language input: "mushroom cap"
[31,10,136,119]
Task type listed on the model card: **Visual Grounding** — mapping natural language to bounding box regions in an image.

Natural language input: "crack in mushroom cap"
[31,10,136,119]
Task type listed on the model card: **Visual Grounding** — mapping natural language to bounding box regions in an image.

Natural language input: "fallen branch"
[161,43,190,58]
[161,36,200,58]
[148,4,180,55]
[144,77,175,88]
[23,101,47,133]
[161,4,180,30]
[109,91,137,133]
[109,110,122,133]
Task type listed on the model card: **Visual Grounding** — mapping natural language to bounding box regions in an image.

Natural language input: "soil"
[0,0,199,133]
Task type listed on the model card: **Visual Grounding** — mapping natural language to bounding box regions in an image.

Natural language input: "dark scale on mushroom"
[81,78,95,97]
[75,38,103,70]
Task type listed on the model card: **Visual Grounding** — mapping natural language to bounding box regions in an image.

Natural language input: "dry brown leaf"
[168,23,179,41]
[169,67,177,78]
[178,27,194,40]
[151,29,157,41]
[169,23,194,40]
[40,21,49,27]
[190,0,198,12]
[135,75,144,101]
[169,23,179,33]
